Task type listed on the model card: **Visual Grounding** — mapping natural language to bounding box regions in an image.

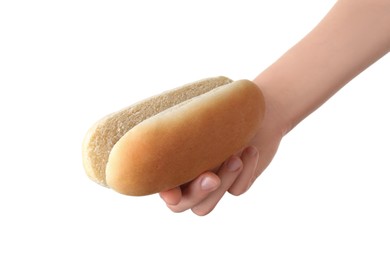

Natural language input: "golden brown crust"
[82,76,233,186]
[105,80,265,196]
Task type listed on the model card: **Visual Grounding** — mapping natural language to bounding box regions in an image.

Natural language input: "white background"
[1,0,389,259]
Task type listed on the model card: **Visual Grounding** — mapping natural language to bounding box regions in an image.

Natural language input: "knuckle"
[167,205,186,213]
[229,185,247,196]
[191,206,212,216]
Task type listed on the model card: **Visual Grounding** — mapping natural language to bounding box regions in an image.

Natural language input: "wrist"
[252,79,292,138]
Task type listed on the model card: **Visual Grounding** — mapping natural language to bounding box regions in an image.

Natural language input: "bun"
[82,77,265,196]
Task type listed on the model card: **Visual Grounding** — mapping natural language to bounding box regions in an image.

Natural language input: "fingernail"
[227,157,241,171]
[246,146,258,156]
[200,177,218,191]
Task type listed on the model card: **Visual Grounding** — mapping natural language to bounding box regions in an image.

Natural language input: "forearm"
[254,0,390,134]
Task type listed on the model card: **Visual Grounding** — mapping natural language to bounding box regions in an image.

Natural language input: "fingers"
[164,156,243,216]
[191,156,243,216]
[159,147,261,215]
[228,146,259,196]
[163,172,221,213]
[159,187,182,205]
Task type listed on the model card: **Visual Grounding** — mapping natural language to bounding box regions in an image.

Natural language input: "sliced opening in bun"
[82,76,233,187]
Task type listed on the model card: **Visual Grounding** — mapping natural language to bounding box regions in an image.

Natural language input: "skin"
[160,0,390,216]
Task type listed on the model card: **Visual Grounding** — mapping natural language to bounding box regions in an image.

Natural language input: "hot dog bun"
[82,76,265,196]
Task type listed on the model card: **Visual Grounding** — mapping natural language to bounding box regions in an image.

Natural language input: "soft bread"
[82,77,233,186]
[82,77,265,196]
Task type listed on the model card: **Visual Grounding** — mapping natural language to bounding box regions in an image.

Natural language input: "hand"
[159,87,286,215]
[159,146,258,216]
[163,0,390,216]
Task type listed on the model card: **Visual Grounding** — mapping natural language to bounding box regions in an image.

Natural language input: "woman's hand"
[161,0,390,216]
